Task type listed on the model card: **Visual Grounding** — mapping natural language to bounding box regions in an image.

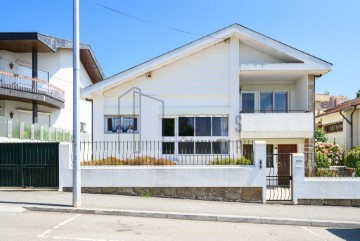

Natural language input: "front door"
[278,144,297,186]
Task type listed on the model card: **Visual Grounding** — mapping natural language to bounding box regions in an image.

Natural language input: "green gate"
[0,143,59,187]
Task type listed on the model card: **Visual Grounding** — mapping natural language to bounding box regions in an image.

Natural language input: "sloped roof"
[316,97,360,117]
[81,23,332,97]
[0,32,104,83]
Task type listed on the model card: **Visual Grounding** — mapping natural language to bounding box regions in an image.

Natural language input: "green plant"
[209,156,252,165]
[315,128,328,143]
[356,165,360,177]
[315,142,344,165]
[315,168,335,177]
[315,151,331,168]
[345,146,360,168]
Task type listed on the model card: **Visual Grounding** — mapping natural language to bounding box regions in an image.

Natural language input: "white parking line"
[301,226,327,241]
[38,214,81,238]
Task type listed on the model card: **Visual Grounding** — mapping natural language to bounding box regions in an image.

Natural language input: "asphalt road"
[0,206,359,241]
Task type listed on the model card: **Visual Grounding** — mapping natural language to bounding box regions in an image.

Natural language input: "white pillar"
[292,153,305,204]
[228,37,240,141]
[254,141,266,204]
[92,94,104,141]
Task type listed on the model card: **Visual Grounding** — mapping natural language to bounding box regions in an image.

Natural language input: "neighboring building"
[81,24,331,159]
[316,97,360,149]
[0,32,104,139]
[315,94,330,115]
[315,94,349,115]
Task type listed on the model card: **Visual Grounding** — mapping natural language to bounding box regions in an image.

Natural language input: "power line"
[89,0,224,40]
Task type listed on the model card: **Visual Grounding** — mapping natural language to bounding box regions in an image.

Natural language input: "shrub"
[315,168,335,177]
[344,146,360,168]
[356,165,360,177]
[315,142,344,165]
[315,151,331,168]
[209,156,252,165]
[81,156,176,166]
[315,128,328,143]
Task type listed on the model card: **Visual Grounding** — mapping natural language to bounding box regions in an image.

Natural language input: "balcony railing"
[0,71,65,102]
[240,110,310,113]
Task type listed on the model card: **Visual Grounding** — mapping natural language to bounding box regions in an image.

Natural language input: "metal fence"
[79,140,254,166]
[305,149,360,177]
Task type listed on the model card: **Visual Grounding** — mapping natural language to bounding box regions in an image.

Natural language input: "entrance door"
[278,145,297,186]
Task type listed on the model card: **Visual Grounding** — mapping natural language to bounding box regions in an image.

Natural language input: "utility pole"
[73,0,81,207]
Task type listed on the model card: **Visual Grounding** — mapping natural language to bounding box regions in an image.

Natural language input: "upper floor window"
[104,115,138,133]
[242,91,288,113]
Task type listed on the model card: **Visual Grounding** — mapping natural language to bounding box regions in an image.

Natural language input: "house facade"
[316,97,360,149]
[81,24,331,159]
[0,33,104,140]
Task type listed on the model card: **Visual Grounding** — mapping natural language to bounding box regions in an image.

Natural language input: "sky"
[1,0,359,98]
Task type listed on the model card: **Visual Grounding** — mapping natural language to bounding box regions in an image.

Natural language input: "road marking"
[301,226,327,241]
[38,214,81,238]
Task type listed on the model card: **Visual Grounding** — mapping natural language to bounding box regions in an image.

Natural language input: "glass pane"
[212,117,228,136]
[0,117,7,137]
[179,117,194,136]
[266,144,274,168]
[11,119,20,139]
[212,141,229,154]
[34,124,41,140]
[243,144,253,161]
[195,117,211,136]
[274,92,288,112]
[178,142,194,154]
[162,142,174,154]
[162,118,175,136]
[195,142,211,154]
[242,93,255,113]
[260,92,273,112]
[23,122,31,139]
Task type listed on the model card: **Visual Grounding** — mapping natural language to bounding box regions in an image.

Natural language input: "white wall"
[294,75,308,111]
[239,43,283,64]
[0,49,93,134]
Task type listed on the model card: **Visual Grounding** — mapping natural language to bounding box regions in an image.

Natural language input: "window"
[266,144,274,168]
[195,117,211,136]
[212,141,229,154]
[178,117,228,137]
[179,142,194,154]
[105,116,138,133]
[179,117,194,136]
[162,142,175,154]
[260,92,273,113]
[274,92,288,112]
[195,142,212,154]
[259,91,288,113]
[242,144,253,161]
[242,93,255,113]
[324,122,343,133]
[212,117,228,136]
[162,118,175,136]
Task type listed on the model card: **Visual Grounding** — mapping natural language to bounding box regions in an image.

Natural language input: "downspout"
[339,105,357,148]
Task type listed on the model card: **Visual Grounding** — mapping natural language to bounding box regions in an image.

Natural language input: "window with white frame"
[104,115,138,133]
[178,117,228,137]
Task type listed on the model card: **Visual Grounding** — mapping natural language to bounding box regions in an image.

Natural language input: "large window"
[260,92,273,112]
[162,118,175,136]
[178,141,229,155]
[178,117,228,137]
[105,115,138,133]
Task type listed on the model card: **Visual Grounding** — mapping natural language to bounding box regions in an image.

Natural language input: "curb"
[24,206,360,228]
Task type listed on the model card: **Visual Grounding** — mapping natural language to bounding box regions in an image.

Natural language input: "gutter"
[339,105,357,148]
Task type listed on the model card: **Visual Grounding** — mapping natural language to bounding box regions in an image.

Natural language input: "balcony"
[0,71,64,108]
[239,111,313,139]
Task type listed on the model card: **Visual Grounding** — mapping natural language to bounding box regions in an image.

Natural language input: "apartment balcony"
[239,111,313,139]
[0,71,64,108]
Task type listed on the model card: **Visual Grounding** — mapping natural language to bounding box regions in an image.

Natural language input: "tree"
[357,89,360,98]
[315,128,328,143]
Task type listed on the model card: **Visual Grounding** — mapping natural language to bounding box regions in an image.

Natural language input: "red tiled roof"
[316,97,360,117]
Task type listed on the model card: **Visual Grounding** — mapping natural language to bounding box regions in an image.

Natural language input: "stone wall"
[298,199,360,207]
[63,187,263,203]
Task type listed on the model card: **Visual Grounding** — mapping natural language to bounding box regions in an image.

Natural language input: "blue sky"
[1,0,359,98]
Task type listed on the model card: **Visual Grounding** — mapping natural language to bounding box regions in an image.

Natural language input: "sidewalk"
[0,190,359,228]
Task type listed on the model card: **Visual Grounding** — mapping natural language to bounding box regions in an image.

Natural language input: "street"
[1,207,359,241]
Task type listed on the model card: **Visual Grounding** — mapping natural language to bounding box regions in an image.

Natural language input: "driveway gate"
[266,153,293,201]
[0,143,59,187]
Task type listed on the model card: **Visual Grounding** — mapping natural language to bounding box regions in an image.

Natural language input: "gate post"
[292,153,304,204]
[254,141,266,204]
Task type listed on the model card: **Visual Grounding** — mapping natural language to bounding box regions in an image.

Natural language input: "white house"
[0,32,104,140]
[81,24,331,160]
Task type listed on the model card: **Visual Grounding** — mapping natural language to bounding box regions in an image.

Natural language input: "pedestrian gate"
[0,143,59,187]
[266,153,293,201]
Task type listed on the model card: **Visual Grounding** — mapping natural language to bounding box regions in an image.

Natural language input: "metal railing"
[305,149,360,178]
[0,71,65,102]
[240,110,310,113]
[79,140,254,166]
